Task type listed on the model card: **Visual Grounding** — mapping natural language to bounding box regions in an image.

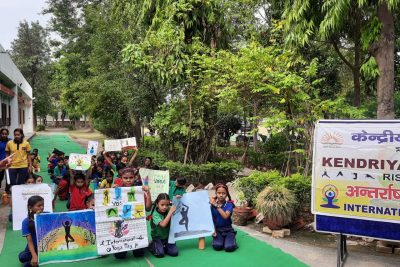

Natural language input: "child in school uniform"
[210,183,237,252]
[98,167,115,189]
[148,193,178,257]
[169,177,186,199]
[68,169,92,211]
[113,167,152,259]
[19,195,44,267]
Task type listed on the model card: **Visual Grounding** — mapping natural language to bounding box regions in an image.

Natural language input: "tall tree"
[11,21,51,127]
[283,0,399,118]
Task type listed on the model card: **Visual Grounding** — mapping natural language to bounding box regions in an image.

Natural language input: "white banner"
[104,137,137,152]
[313,120,400,223]
[94,187,148,255]
[12,184,53,230]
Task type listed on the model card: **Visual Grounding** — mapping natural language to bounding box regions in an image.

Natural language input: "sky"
[0,0,51,51]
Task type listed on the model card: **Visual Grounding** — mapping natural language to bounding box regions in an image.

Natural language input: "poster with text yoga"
[94,187,148,255]
[12,184,53,231]
[69,153,91,171]
[168,191,214,243]
[35,210,98,265]
[313,120,400,223]
[139,169,170,200]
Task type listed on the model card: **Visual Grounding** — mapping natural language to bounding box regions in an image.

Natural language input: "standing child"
[148,193,178,258]
[19,195,44,267]
[68,169,92,211]
[210,183,237,252]
[113,167,152,259]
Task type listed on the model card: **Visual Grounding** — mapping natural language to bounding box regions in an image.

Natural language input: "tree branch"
[330,38,354,71]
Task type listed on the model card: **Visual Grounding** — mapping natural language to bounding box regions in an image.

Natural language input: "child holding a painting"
[148,193,179,258]
[19,195,44,267]
[113,167,152,259]
[68,169,92,211]
[210,183,237,252]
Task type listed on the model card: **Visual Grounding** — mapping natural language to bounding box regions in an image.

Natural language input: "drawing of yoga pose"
[62,219,75,249]
[179,203,189,231]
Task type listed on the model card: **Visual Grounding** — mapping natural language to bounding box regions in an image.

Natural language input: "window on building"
[7,105,10,126]
[1,103,6,126]
[23,109,25,124]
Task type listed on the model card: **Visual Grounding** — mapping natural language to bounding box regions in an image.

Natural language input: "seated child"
[53,160,66,185]
[210,183,237,252]
[68,169,92,211]
[99,167,114,189]
[148,193,178,258]
[53,173,70,202]
[25,175,35,185]
[33,175,43,184]
[19,195,44,267]
[169,177,186,199]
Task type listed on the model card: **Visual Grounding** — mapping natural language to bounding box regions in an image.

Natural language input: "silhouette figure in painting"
[352,172,358,180]
[62,219,75,249]
[178,203,189,231]
[114,220,124,238]
[103,190,110,205]
[336,171,343,177]
[90,146,94,155]
[365,174,375,179]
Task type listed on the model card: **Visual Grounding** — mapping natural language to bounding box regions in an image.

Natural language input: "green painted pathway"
[0,134,308,267]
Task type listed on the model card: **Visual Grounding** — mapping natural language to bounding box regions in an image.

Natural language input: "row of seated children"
[22,179,236,267]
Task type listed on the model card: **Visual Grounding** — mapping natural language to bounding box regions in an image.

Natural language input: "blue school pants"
[9,167,29,186]
[114,248,145,259]
[19,246,37,267]
[149,238,178,257]
[212,226,237,252]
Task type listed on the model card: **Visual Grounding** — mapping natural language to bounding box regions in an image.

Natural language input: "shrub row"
[235,170,311,210]
[163,161,243,185]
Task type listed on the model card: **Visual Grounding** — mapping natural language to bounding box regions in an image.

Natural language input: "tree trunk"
[353,7,362,107]
[184,98,192,164]
[74,119,80,130]
[375,2,395,119]
[88,117,95,132]
[252,100,259,151]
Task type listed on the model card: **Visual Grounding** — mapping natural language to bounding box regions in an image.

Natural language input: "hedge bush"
[235,170,282,206]
[36,125,46,131]
[163,160,242,185]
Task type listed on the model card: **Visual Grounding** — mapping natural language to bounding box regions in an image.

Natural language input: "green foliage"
[36,125,46,132]
[275,173,312,211]
[67,124,75,130]
[163,161,242,185]
[256,185,297,226]
[235,170,282,206]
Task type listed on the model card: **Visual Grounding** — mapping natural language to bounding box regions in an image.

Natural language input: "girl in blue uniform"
[210,183,237,252]
[19,195,44,267]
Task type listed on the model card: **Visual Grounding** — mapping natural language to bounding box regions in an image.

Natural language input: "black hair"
[150,193,170,216]
[27,195,44,232]
[63,172,70,181]
[25,175,35,183]
[176,177,187,187]
[104,167,115,179]
[74,172,85,181]
[215,183,235,207]
[13,128,24,144]
[85,193,94,205]
[34,175,43,182]
[145,157,153,162]
[0,128,9,135]
[116,162,126,172]
[97,155,104,162]
[64,156,69,160]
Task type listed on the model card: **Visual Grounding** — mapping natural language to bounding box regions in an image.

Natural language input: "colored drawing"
[87,141,98,156]
[69,153,91,171]
[127,187,136,202]
[95,187,148,255]
[106,208,118,218]
[138,169,169,201]
[35,211,98,265]
[134,205,145,218]
[103,190,110,206]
